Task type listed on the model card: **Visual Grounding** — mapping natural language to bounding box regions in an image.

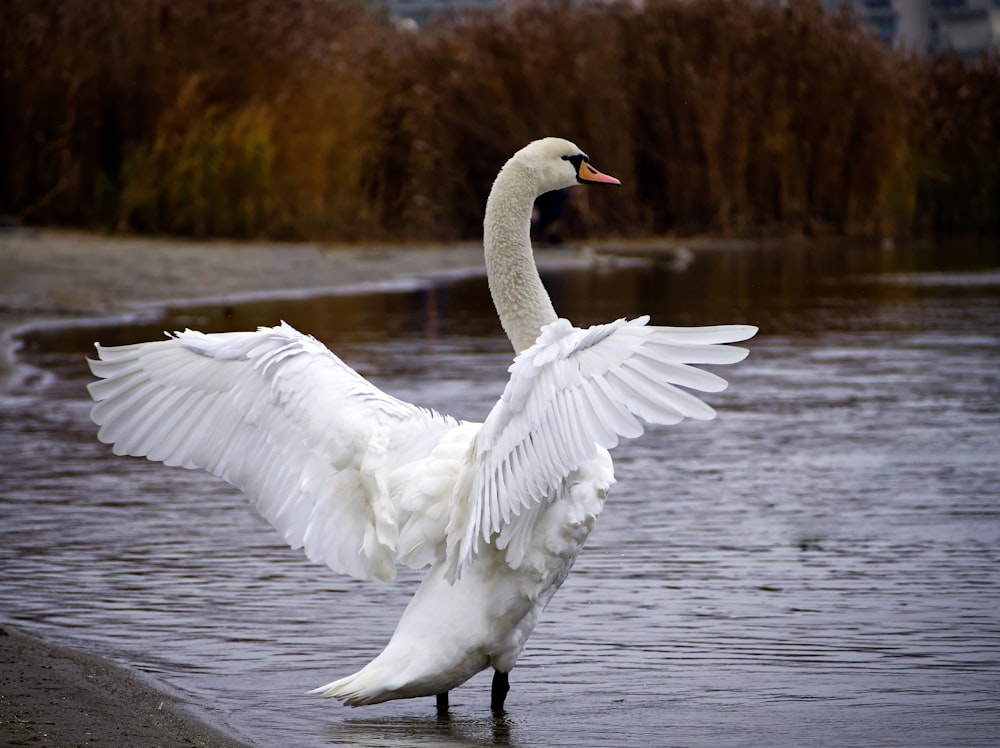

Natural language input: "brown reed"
[2,0,998,240]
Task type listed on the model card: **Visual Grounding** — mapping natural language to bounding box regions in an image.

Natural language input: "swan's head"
[513,137,620,195]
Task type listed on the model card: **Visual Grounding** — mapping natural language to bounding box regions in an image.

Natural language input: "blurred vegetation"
[2,0,998,240]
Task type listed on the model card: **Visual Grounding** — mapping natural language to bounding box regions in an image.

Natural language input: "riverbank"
[0,229,501,385]
[0,625,248,747]
[1,228,718,384]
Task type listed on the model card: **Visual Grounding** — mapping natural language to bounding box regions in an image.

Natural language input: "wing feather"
[89,322,463,582]
[447,316,756,571]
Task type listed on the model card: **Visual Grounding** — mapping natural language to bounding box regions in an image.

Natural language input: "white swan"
[87,138,756,712]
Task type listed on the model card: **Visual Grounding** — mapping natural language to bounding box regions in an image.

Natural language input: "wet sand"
[0,230,496,383]
[0,228,709,382]
[0,625,248,747]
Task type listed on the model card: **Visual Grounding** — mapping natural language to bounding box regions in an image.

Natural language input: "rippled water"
[2,240,999,747]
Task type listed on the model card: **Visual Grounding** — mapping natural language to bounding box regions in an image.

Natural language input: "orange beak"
[576,160,621,185]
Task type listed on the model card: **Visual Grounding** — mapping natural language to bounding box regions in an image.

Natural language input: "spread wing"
[88,322,462,582]
[447,316,757,571]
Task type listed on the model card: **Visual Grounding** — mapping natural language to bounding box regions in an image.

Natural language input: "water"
[2,240,999,747]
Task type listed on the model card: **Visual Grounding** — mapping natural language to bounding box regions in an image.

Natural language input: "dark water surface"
[2,240,999,747]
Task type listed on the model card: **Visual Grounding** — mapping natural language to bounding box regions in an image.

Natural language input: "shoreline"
[2,228,672,387]
[0,229,487,386]
[0,624,249,747]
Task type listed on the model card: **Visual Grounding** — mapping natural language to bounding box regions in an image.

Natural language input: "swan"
[87,137,757,713]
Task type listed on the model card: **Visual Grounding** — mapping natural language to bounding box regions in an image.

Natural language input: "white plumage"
[88,138,756,710]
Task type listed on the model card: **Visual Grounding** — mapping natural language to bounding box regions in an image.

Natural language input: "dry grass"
[3,0,998,240]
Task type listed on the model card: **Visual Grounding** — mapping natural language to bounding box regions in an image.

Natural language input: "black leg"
[490,669,509,712]
[436,691,449,714]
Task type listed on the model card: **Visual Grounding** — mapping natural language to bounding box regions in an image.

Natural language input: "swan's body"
[88,138,756,710]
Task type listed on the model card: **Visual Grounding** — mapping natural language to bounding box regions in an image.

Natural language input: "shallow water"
[2,240,999,747]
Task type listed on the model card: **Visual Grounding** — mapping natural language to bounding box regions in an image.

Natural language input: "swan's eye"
[563,153,592,183]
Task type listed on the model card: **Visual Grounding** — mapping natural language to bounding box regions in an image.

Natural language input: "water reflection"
[328,712,516,747]
[2,239,999,747]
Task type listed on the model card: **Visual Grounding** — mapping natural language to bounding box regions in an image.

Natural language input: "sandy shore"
[0,229,504,383]
[0,625,249,747]
[0,228,711,382]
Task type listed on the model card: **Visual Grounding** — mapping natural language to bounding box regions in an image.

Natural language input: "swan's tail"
[308,657,411,706]
[308,669,387,706]
[308,647,479,706]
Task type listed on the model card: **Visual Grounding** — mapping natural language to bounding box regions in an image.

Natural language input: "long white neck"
[483,160,559,354]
